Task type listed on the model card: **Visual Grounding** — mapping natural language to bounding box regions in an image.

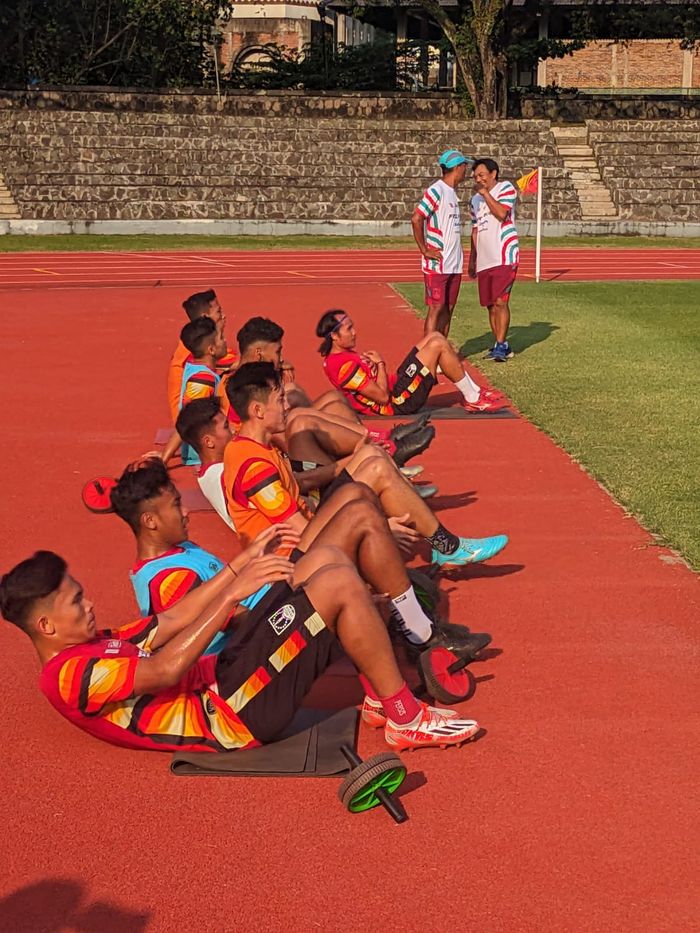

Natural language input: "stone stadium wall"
[0,89,698,232]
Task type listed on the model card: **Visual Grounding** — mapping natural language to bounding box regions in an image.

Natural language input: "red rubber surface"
[0,258,698,931]
[0,246,699,289]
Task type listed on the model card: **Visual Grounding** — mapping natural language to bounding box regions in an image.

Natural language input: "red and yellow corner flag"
[516,168,539,195]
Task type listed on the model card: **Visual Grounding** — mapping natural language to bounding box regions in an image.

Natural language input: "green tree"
[403,0,700,118]
[0,0,231,87]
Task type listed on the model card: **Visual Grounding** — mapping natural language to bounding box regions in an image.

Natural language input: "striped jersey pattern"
[415,179,464,275]
[470,181,520,273]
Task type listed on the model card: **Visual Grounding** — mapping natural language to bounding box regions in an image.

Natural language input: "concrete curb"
[2,218,700,238]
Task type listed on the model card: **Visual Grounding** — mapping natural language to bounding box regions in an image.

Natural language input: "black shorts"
[215,581,339,743]
[391,348,436,415]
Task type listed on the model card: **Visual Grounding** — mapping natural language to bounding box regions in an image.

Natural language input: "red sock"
[367,430,396,456]
[359,674,379,701]
[380,682,421,725]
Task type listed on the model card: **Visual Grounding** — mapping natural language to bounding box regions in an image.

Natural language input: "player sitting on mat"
[180,392,507,571]
[223,361,507,594]
[167,289,237,425]
[111,448,488,660]
[161,317,228,466]
[0,541,482,753]
[109,458,273,652]
[229,316,435,465]
[316,310,506,416]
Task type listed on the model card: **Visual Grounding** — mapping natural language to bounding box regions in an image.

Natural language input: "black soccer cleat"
[405,622,490,665]
[392,425,435,468]
[388,412,432,445]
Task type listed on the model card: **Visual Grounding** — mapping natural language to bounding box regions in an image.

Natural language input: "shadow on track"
[0,879,152,933]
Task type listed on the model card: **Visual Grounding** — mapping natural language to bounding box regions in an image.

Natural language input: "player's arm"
[132,553,295,694]
[411,206,441,262]
[294,456,352,495]
[479,187,510,222]
[468,226,478,278]
[158,429,182,465]
[352,374,390,404]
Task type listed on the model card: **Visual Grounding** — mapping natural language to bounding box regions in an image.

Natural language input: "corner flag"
[516,168,539,196]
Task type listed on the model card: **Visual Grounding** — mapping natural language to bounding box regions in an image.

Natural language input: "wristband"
[226,564,238,579]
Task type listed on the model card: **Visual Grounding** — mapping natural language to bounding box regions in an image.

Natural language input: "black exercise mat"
[361,407,517,421]
[170,707,358,778]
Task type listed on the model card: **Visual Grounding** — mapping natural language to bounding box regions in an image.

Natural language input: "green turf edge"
[1,234,699,253]
[392,279,700,572]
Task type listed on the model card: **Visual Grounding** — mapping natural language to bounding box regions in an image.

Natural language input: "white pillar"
[536,11,549,86]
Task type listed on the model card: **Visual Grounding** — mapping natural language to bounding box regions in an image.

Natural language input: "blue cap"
[438,149,473,170]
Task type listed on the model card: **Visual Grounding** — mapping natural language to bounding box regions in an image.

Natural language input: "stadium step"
[0,173,20,218]
[551,124,618,221]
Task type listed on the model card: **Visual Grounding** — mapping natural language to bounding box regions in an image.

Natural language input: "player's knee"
[296,544,351,581]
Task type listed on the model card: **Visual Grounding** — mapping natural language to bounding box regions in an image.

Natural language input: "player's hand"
[230,554,295,601]
[422,246,442,262]
[280,360,296,384]
[138,450,164,462]
[230,523,300,572]
[388,513,421,557]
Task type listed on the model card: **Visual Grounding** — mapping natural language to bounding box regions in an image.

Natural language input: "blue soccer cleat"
[431,534,509,567]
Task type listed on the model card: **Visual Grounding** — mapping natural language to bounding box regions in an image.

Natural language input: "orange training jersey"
[223,436,312,548]
[168,340,238,423]
[167,341,191,422]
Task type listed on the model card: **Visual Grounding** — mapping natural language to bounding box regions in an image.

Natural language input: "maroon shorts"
[424,272,462,308]
[477,264,518,307]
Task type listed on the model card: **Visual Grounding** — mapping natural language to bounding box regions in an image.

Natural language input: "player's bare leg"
[286,407,368,461]
[489,297,511,344]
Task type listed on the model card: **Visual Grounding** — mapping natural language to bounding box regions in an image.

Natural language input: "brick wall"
[542,40,698,90]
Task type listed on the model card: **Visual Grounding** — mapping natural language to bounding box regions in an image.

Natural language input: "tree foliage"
[0,0,231,87]
[404,0,700,118]
[226,36,441,92]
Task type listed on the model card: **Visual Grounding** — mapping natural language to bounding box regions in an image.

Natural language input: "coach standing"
[469,158,519,362]
[412,149,474,338]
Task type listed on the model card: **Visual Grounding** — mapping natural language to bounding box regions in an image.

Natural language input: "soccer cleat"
[384,703,480,751]
[392,425,435,468]
[400,464,424,479]
[483,345,498,360]
[492,342,515,363]
[415,482,438,500]
[431,534,508,567]
[389,412,432,444]
[361,695,459,729]
[389,609,490,664]
[481,387,505,401]
[460,393,509,413]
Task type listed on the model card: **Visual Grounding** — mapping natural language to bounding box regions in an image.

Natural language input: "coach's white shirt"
[197,462,235,531]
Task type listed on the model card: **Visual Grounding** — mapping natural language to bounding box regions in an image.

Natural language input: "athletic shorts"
[215,582,339,743]
[477,264,518,308]
[424,272,462,307]
[390,348,436,415]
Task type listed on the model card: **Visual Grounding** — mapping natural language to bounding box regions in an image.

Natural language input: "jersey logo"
[105,640,122,654]
[268,604,296,635]
[405,363,418,378]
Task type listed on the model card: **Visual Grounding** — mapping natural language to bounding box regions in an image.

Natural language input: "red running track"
[0,246,699,289]
[0,273,698,931]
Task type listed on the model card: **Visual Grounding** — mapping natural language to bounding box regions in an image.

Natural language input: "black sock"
[428,524,459,555]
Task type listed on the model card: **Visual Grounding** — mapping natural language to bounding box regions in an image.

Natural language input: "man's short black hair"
[225,362,281,421]
[110,458,175,534]
[237,317,284,354]
[181,316,217,358]
[473,158,499,180]
[176,397,222,453]
[0,551,67,634]
[183,289,217,321]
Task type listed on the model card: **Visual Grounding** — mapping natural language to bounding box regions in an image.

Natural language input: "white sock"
[454,372,480,403]
[391,587,433,644]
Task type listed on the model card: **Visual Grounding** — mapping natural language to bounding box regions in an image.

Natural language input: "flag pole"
[535,166,543,284]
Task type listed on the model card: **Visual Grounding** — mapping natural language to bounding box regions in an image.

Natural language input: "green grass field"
[1,234,699,252]
[394,280,700,570]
